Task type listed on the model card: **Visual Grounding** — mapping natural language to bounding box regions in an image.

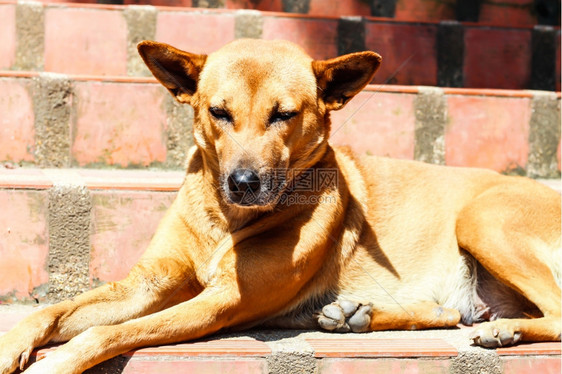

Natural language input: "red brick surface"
[89,190,177,283]
[394,0,454,22]
[72,81,168,167]
[0,79,35,163]
[308,0,370,17]
[497,342,562,356]
[225,0,281,12]
[44,8,128,75]
[0,3,15,70]
[329,91,416,160]
[0,190,49,301]
[262,16,338,60]
[463,28,532,90]
[120,359,267,374]
[445,95,531,172]
[124,338,271,356]
[318,358,451,373]
[501,356,561,374]
[155,11,236,55]
[365,22,438,86]
[307,338,457,357]
[479,0,537,27]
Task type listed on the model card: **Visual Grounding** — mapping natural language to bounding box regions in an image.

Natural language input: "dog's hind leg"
[456,182,561,347]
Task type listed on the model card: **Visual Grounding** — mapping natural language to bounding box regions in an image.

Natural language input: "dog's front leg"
[0,262,183,374]
[21,285,244,374]
[0,199,201,374]
[21,219,333,373]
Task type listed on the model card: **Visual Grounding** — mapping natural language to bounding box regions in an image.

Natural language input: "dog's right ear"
[137,41,207,104]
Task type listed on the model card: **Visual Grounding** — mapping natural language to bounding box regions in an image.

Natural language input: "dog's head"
[138,39,380,209]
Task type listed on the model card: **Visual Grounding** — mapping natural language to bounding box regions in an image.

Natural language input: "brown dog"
[0,39,560,373]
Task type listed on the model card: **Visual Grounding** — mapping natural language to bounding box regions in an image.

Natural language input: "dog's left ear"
[313,52,381,111]
[137,40,207,104]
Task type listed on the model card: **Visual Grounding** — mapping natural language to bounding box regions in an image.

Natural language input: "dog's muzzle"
[226,168,262,206]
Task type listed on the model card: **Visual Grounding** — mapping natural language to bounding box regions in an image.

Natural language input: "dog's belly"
[331,238,539,326]
[335,237,469,312]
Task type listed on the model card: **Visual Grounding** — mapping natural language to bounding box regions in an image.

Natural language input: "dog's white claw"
[469,329,480,341]
[19,348,33,371]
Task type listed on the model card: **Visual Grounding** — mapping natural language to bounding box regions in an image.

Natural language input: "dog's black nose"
[227,169,261,197]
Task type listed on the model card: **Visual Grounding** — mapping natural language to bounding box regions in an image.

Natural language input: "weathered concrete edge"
[124,5,157,77]
[527,91,561,178]
[46,175,92,303]
[14,0,44,71]
[235,9,263,39]
[31,73,73,168]
[414,86,446,165]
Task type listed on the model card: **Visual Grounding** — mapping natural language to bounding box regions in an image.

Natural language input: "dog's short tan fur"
[0,39,560,374]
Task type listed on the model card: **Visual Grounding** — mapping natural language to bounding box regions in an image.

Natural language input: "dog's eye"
[209,107,232,122]
[269,111,298,125]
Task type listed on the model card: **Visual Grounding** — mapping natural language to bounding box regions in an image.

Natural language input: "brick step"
[0,305,560,374]
[30,0,559,28]
[0,1,559,90]
[0,168,559,304]
[1,72,560,174]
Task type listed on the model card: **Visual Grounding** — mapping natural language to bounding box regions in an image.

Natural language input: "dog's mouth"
[221,168,287,208]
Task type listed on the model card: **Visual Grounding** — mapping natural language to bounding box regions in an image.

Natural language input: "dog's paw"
[316,300,372,333]
[469,320,522,348]
[0,344,32,374]
[0,333,35,374]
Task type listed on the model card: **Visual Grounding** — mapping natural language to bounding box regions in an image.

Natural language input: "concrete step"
[30,0,559,28]
[0,305,560,373]
[0,2,559,90]
[1,72,560,174]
